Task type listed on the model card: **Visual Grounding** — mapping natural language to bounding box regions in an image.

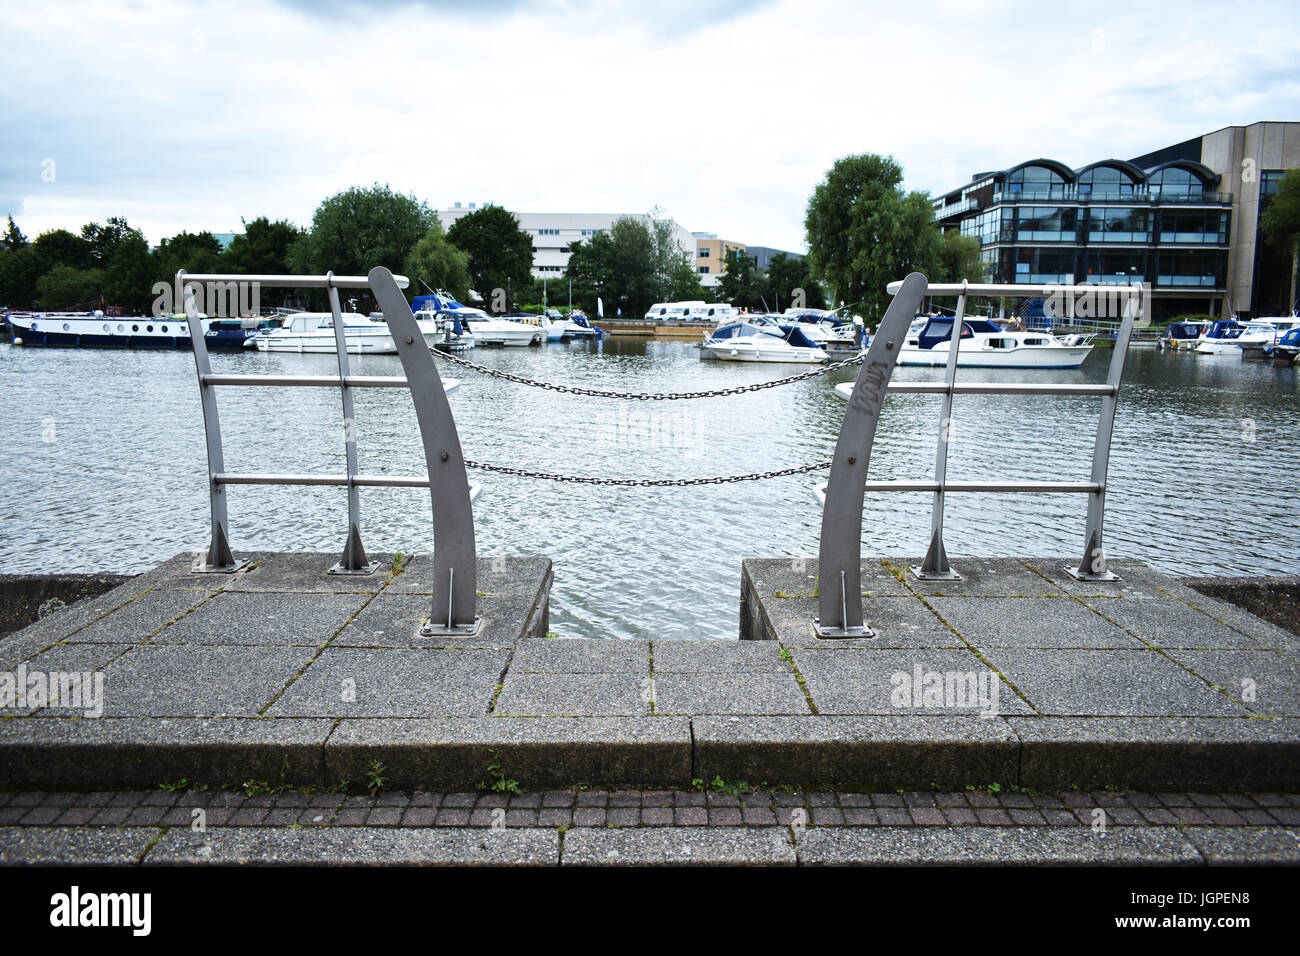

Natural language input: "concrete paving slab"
[3,643,130,716]
[325,716,691,789]
[1181,826,1300,865]
[225,553,392,592]
[980,648,1248,716]
[796,825,1203,865]
[1163,650,1300,716]
[97,645,317,716]
[326,593,509,649]
[153,591,372,645]
[0,717,332,788]
[562,826,795,865]
[0,632,63,671]
[383,555,554,596]
[693,715,1020,788]
[512,639,648,673]
[1088,598,1268,650]
[1175,593,1300,654]
[928,596,1143,649]
[0,826,161,864]
[894,557,1065,597]
[792,647,1032,716]
[494,673,648,716]
[1022,558,1190,600]
[267,646,507,717]
[756,597,962,649]
[143,825,559,865]
[1,583,157,649]
[65,589,217,643]
[652,640,790,673]
[1010,717,1300,789]
[742,558,912,600]
[653,673,811,715]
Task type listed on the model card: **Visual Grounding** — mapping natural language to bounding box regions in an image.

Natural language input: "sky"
[2,0,1298,253]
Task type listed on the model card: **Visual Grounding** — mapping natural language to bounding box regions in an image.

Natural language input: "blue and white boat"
[702,320,828,363]
[412,292,539,347]
[5,310,196,348]
[898,315,1093,368]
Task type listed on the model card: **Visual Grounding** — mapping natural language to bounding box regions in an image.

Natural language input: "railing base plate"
[190,559,250,575]
[328,561,381,576]
[1063,565,1122,582]
[812,619,876,640]
[421,616,484,638]
[909,565,962,581]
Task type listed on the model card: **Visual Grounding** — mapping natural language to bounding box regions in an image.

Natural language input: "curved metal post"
[182,269,248,573]
[815,272,928,637]
[369,267,480,635]
[1067,293,1138,581]
[914,280,967,581]
[326,274,378,575]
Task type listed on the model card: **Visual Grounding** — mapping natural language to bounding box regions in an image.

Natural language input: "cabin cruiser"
[1196,318,1297,354]
[702,320,828,363]
[561,310,601,339]
[411,309,474,351]
[898,315,1093,368]
[1267,326,1300,364]
[412,292,540,347]
[252,312,398,353]
[5,310,198,348]
[1158,320,1209,351]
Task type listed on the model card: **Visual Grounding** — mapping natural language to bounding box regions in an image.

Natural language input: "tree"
[648,211,706,304]
[766,252,827,310]
[403,220,471,302]
[805,153,944,317]
[2,216,27,250]
[290,184,435,276]
[152,231,225,288]
[445,205,533,309]
[0,219,39,307]
[30,229,93,276]
[36,264,104,309]
[718,249,769,310]
[103,232,155,313]
[223,217,302,275]
[1261,168,1300,312]
[936,229,986,284]
[81,217,139,266]
[565,217,661,319]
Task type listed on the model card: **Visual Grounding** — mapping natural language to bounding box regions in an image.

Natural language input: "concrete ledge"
[0,718,333,789]
[143,826,560,866]
[0,573,134,636]
[324,717,693,790]
[796,826,1205,866]
[561,827,796,865]
[1011,717,1300,790]
[1184,575,1300,638]
[0,826,163,865]
[1181,827,1300,865]
[693,715,1020,788]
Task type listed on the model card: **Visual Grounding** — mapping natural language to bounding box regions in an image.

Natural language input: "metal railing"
[182,267,484,636]
[813,276,1140,638]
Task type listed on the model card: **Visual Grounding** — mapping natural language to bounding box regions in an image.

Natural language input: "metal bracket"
[419,568,484,637]
[910,529,962,581]
[815,272,929,634]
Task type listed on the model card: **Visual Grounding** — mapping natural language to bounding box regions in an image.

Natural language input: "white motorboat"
[412,310,475,351]
[252,312,397,353]
[561,310,600,339]
[702,320,828,363]
[411,292,540,347]
[1196,317,1299,354]
[897,315,1093,368]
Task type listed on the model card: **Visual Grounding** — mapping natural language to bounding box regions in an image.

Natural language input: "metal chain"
[463,458,832,486]
[433,348,864,399]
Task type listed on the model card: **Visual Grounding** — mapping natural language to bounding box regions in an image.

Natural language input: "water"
[1,339,1297,640]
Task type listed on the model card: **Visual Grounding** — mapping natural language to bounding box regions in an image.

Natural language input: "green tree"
[936,229,985,284]
[565,217,660,319]
[36,264,104,309]
[1261,168,1300,311]
[648,211,706,303]
[2,216,27,250]
[290,183,435,276]
[81,217,139,265]
[403,220,471,302]
[103,232,155,313]
[152,231,225,287]
[223,217,302,275]
[31,229,94,276]
[805,153,944,317]
[718,249,769,310]
[445,205,533,309]
[766,252,827,311]
[0,219,39,307]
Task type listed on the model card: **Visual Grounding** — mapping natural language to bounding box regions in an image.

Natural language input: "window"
[1076,165,1137,200]
[1156,250,1224,287]
[698,247,710,256]
[1015,207,1077,242]
[537,228,560,235]
[698,266,710,274]
[1005,164,1068,200]
[1158,209,1228,244]
[1083,249,1146,284]
[1086,208,1151,243]
[1148,167,1205,199]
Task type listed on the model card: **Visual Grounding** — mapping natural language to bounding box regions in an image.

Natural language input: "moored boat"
[702,320,828,363]
[5,310,196,348]
[897,315,1093,368]
[252,312,398,353]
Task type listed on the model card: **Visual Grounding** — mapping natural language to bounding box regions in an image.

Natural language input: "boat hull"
[254,331,397,354]
[897,345,1092,369]
[703,342,827,363]
[6,314,194,349]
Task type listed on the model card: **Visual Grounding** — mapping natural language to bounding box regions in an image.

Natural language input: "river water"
[1,338,1296,640]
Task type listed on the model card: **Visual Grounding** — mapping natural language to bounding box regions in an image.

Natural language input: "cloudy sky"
[3,0,1298,252]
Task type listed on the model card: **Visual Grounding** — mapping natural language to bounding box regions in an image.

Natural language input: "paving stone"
[325,717,691,790]
[981,648,1247,716]
[653,673,810,715]
[1,584,159,651]
[1182,826,1300,865]
[68,590,217,643]
[268,646,507,717]
[754,597,959,649]
[385,555,553,598]
[1164,650,1300,716]
[927,597,1141,649]
[651,640,790,673]
[511,639,648,674]
[329,594,439,647]
[0,826,161,864]
[0,716,332,789]
[1010,717,1300,789]
[1088,599,1266,650]
[94,644,317,716]
[743,558,911,601]
[793,647,1030,716]
[562,826,796,865]
[1,643,128,716]
[154,591,371,645]
[694,715,1019,789]
[494,673,647,716]
[223,553,390,593]
[145,825,560,865]
[896,557,1066,597]
[1021,559,1188,600]
[797,825,1203,865]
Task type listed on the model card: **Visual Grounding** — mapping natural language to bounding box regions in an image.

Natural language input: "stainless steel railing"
[181,267,484,636]
[813,277,1141,638]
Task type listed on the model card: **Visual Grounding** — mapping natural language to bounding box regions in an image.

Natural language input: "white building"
[436,205,697,279]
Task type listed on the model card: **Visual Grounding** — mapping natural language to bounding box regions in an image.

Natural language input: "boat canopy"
[916,317,1001,350]
[1166,322,1203,340]
[1206,320,1244,339]
[1276,327,1300,348]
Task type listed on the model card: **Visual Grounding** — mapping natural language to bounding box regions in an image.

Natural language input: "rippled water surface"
[2,338,1297,639]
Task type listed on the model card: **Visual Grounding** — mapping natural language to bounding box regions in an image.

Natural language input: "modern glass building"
[932,122,1299,321]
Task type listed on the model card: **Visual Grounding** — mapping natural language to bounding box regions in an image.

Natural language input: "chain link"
[433,347,864,399]
[463,458,832,486]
